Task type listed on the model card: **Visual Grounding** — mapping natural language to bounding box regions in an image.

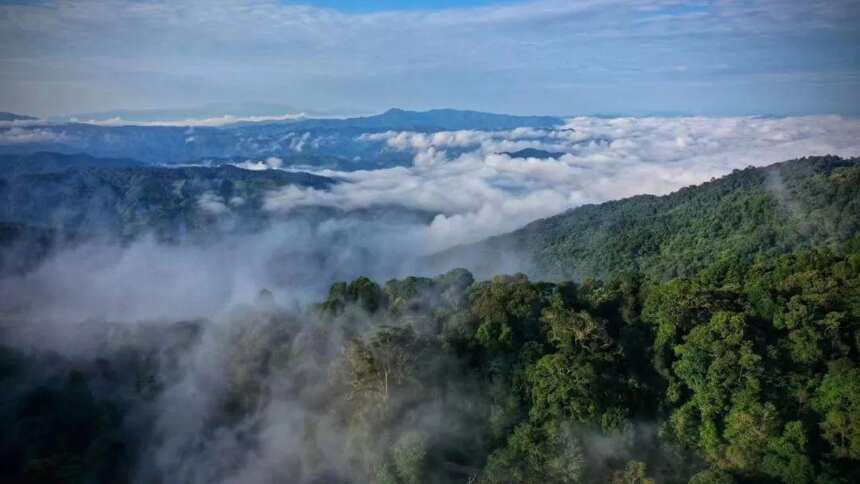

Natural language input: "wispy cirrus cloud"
[74,113,307,127]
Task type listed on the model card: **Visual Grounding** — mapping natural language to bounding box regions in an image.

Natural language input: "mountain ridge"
[431,155,860,281]
[499,148,566,159]
[268,107,563,131]
[0,152,335,239]
[0,108,564,166]
[0,112,37,122]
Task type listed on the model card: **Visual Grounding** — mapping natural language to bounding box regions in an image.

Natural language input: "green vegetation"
[319,238,860,483]
[1,156,858,482]
[0,152,334,239]
[3,237,858,483]
[440,156,860,282]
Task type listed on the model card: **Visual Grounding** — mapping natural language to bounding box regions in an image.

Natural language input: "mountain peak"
[500,148,566,160]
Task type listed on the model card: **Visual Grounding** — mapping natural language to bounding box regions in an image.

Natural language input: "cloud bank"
[266,115,860,251]
[2,115,858,327]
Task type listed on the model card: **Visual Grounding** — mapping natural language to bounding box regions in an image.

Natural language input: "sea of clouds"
[3,115,859,327]
[2,115,859,484]
[265,115,860,252]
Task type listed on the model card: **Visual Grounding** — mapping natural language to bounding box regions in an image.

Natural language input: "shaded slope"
[0,152,334,239]
[499,148,566,159]
[0,151,144,175]
[0,112,37,122]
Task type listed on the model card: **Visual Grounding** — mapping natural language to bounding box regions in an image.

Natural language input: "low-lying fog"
[3,115,860,326]
[1,115,859,484]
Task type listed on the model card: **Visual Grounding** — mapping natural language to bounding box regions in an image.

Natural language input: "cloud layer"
[266,115,860,251]
[3,115,858,326]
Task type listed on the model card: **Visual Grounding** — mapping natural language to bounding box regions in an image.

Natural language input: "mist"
[3,114,859,345]
[2,115,859,484]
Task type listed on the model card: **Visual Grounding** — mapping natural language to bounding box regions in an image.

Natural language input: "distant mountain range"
[0,152,334,240]
[0,108,564,168]
[0,112,37,122]
[5,152,858,284]
[432,155,860,281]
[0,151,145,175]
[285,108,561,131]
[62,101,307,123]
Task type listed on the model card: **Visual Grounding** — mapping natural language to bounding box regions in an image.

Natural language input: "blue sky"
[1,0,858,117]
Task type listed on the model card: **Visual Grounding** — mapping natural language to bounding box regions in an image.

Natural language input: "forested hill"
[0,152,335,239]
[435,155,860,281]
[4,238,859,483]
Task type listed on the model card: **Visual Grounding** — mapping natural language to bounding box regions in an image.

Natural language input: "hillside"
[0,152,334,239]
[434,156,860,281]
[4,238,859,483]
[0,151,144,175]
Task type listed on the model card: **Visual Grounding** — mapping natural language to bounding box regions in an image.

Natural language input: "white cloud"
[4,115,859,326]
[359,128,575,157]
[0,127,68,144]
[234,156,284,171]
[0,119,44,128]
[268,116,860,252]
[288,132,312,152]
[198,192,229,214]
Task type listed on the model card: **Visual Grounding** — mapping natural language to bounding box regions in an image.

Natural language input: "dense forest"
[3,0,858,480]
[0,152,334,239]
[1,155,859,483]
[437,156,860,282]
[2,235,859,483]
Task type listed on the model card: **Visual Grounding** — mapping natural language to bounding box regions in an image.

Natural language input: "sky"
[1,0,859,117]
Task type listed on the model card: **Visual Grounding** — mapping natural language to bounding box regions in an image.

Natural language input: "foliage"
[447,156,860,282]
[2,156,859,483]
